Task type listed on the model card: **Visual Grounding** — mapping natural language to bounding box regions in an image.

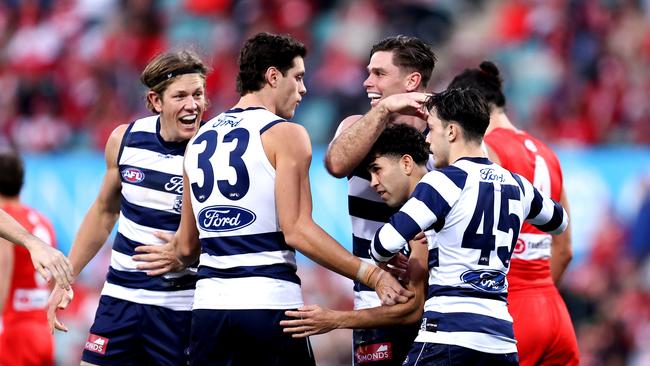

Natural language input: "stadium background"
[1,0,649,365]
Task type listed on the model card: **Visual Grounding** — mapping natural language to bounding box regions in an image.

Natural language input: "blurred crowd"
[1,0,649,365]
[0,0,648,152]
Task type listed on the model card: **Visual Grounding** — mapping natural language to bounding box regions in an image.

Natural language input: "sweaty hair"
[0,149,24,197]
[425,88,490,143]
[365,124,429,168]
[447,61,505,108]
[370,35,437,89]
[236,32,307,96]
[140,50,210,113]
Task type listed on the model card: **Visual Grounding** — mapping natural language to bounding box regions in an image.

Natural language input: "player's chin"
[176,122,199,139]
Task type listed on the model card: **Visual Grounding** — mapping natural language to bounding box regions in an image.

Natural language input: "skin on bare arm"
[175,170,200,268]
[0,238,14,314]
[325,93,430,178]
[280,235,429,337]
[550,188,573,284]
[265,122,413,305]
[0,209,72,289]
[47,124,126,333]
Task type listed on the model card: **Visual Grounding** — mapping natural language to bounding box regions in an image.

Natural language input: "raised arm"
[0,209,71,288]
[281,236,429,337]
[325,93,430,178]
[266,122,413,305]
[550,188,573,284]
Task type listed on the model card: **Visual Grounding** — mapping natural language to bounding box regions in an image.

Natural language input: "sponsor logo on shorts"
[513,238,526,254]
[460,269,507,293]
[84,334,109,355]
[122,168,145,183]
[355,342,392,364]
[197,205,256,232]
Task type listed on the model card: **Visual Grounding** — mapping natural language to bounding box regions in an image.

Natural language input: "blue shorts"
[403,342,519,366]
[81,295,191,366]
[353,323,419,365]
[190,309,315,366]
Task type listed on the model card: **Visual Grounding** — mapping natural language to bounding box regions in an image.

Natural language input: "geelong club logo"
[460,269,507,293]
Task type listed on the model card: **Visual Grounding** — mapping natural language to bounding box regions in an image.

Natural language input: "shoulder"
[105,123,131,164]
[332,114,363,138]
[263,121,311,154]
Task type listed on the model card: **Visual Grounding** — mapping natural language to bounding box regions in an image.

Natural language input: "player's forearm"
[69,202,119,277]
[325,106,391,177]
[550,229,573,284]
[0,209,33,248]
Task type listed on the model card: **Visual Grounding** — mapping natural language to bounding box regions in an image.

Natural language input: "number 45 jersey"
[370,157,568,354]
[184,107,304,311]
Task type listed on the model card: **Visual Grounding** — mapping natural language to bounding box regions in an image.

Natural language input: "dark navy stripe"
[439,165,468,190]
[527,189,544,220]
[509,172,525,192]
[456,157,493,166]
[120,164,182,194]
[260,119,286,134]
[197,263,300,285]
[120,197,180,231]
[225,107,266,113]
[352,236,371,258]
[371,230,395,261]
[200,232,293,256]
[354,282,374,292]
[428,247,439,268]
[106,267,196,291]
[116,121,136,165]
[125,131,187,156]
[349,196,398,223]
[423,311,514,339]
[390,211,422,244]
[411,183,452,222]
[112,232,141,256]
[427,285,507,302]
[534,199,564,233]
[431,216,445,232]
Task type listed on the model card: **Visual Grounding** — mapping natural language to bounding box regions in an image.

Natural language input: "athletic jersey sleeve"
[515,172,568,235]
[370,170,462,262]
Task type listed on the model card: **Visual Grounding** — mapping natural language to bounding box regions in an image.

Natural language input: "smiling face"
[367,154,413,207]
[150,73,206,142]
[363,51,411,108]
[274,56,306,119]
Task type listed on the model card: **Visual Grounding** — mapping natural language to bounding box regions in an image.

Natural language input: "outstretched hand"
[133,232,184,276]
[47,285,74,333]
[26,237,73,290]
[280,305,338,338]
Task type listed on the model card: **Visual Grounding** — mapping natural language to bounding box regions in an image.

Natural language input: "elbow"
[403,306,423,325]
[324,155,349,179]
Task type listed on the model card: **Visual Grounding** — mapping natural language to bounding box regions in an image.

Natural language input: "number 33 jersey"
[370,157,568,354]
[185,107,304,311]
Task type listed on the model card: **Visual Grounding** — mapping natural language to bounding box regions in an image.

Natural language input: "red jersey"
[1,203,56,324]
[484,128,563,291]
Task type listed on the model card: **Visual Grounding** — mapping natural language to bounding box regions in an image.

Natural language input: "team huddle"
[0,32,579,366]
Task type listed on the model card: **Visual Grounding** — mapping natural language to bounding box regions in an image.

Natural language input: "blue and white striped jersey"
[104,115,196,311]
[184,107,303,310]
[371,157,567,354]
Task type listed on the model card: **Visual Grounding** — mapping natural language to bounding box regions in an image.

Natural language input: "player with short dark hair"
[325,35,437,366]
[371,88,568,365]
[0,149,60,366]
[177,32,412,366]
[448,61,579,366]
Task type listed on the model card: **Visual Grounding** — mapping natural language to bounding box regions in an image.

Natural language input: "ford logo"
[197,205,256,232]
[460,269,507,293]
[122,168,145,183]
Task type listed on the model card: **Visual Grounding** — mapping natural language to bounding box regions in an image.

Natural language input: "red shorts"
[508,286,579,366]
[0,320,53,366]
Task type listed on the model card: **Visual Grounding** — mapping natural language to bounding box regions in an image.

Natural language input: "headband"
[148,66,203,88]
